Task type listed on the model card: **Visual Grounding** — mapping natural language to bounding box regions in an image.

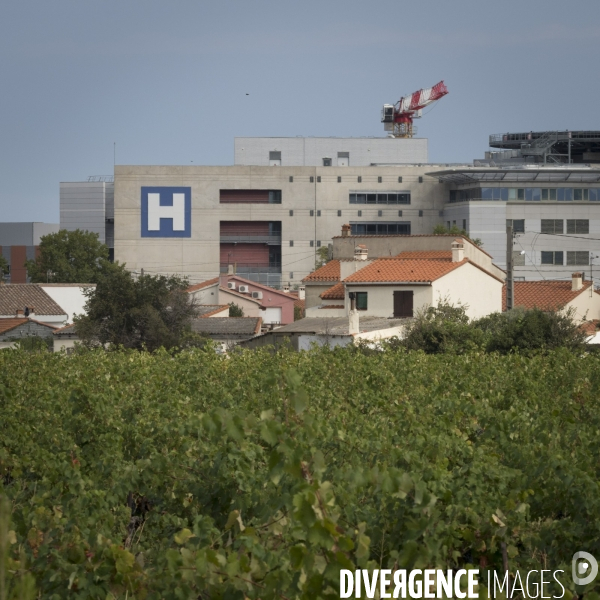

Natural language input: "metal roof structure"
[427,167,600,185]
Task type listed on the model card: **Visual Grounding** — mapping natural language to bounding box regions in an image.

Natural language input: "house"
[0,318,57,349]
[191,317,262,352]
[503,272,600,322]
[38,284,95,323]
[0,285,68,326]
[196,305,230,318]
[187,274,296,325]
[306,239,504,320]
[52,323,81,353]
[242,316,406,351]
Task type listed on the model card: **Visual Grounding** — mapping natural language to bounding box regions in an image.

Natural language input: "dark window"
[462,219,467,230]
[350,222,410,235]
[567,219,589,234]
[290,272,293,279]
[377,194,387,204]
[356,292,368,310]
[289,176,293,183]
[573,189,588,201]
[310,176,314,183]
[338,210,342,216]
[378,210,383,217]
[541,251,563,265]
[220,189,281,204]
[348,192,410,205]
[323,158,332,167]
[398,176,403,183]
[289,210,294,216]
[439,210,444,217]
[378,176,382,183]
[541,219,563,234]
[317,176,321,183]
[310,240,314,247]
[393,291,414,317]
[510,219,525,233]
[398,210,403,217]
[567,251,589,266]
[418,176,423,183]
[557,188,573,201]
[317,210,321,217]
[269,151,281,161]
[289,240,294,247]
[358,176,362,183]
[310,210,314,216]
[541,188,557,201]
[367,194,376,204]
[317,241,321,247]
[358,210,362,217]
[419,210,423,217]
[338,176,342,183]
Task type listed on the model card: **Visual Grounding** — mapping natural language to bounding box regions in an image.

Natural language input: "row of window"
[541,251,590,266]
[350,222,411,235]
[288,209,423,217]
[450,188,600,203]
[349,192,411,205]
[509,219,591,234]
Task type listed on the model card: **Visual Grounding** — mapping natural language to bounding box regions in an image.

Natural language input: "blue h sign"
[141,187,191,237]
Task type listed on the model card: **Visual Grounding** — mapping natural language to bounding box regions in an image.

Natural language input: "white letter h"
[147,193,185,231]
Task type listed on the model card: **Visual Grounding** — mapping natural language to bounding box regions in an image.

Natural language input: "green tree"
[25,229,113,283]
[228,302,244,317]
[315,245,330,269]
[294,304,305,321]
[0,255,9,280]
[74,266,200,351]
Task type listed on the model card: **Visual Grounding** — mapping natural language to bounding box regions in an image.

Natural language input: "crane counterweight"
[382,80,448,138]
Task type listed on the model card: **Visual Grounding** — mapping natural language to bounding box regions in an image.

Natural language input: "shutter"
[393,291,414,318]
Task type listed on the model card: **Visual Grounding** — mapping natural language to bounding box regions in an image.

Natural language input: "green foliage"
[9,335,53,353]
[24,229,113,284]
[315,246,330,270]
[294,304,305,321]
[432,224,483,247]
[229,302,244,317]
[1,346,599,598]
[0,255,8,280]
[75,267,198,351]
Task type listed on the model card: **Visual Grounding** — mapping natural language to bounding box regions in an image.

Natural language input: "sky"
[1,0,599,223]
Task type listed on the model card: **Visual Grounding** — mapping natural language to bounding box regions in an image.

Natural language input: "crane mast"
[382,81,448,138]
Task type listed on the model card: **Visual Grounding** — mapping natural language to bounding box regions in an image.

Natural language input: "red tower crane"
[381,81,448,138]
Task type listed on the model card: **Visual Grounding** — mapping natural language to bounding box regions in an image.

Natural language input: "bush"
[229,302,244,317]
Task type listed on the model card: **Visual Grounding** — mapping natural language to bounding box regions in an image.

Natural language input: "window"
[358,176,362,183]
[398,177,403,183]
[393,291,413,317]
[590,189,600,201]
[509,219,525,233]
[378,176,382,183]
[317,241,321,247]
[358,210,362,216]
[269,151,281,166]
[289,240,294,247]
[462,219,467,230]
[289,210,294,216]
[508,188,525,200]
[310,176,314,183]
[567,219,589,234]
[574,189,589,201]
[418,176,423,183]
[557,188,572,201]
[350,222,410,235]
[419,210,424,217]
[541,251,563,265]
[338,176,342,183]
[356,292,368,310]
[338,210,342,217]
[290,272,293,279]
[541,188,557,201]
[323,158,332,167]
[289,176,293,183]
[349,192,410,205]
[567,251,589,266]
[220,190,281,204]
[378,210,383,217]
[541,219,563,234]
[310,240,314,247]
[337,152,349,167]
[310,210,314,216]
[513,251,525,266]
[317,210,321,217]
[317,176,321,183]
[398,210,403,217]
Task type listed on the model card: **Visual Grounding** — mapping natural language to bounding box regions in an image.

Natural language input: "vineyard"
[1,345,600,599]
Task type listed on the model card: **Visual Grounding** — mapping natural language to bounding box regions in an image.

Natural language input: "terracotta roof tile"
[197,305,229,317]
[395,251,452,260]
[302,260,340,283]
[343,258,467,284]
[0,285,66,316]
[293,298,305,310]
[502,280,592,311]
[319,305,344,309]
[321,282,345,299]
[0,318,57,335]
[581,320,600,335]
[187,277,219,292]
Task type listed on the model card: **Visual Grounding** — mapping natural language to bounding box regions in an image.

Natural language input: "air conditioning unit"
[251,291,263,299]
[227,282,236,290]
[238,285,250,293]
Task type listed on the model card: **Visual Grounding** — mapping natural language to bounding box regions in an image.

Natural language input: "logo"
[573,552,598,586]
[141,187,191,237]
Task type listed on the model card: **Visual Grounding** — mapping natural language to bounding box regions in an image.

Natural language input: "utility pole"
[506,223,514,311]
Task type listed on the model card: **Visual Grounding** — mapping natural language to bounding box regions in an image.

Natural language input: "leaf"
[174,528,194,545]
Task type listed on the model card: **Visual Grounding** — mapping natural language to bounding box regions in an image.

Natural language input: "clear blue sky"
[1,0,599,223]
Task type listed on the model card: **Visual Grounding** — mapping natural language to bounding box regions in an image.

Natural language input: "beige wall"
[431,263,503,320]
[53,338,78,352]
[188,283,220,304]
[217,288,262,318]
[565,289,600,322]
[114,165,451,287]
[345,284,433,318]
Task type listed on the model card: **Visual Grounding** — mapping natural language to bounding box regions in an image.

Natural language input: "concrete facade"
[234,137,428,167]
[114,164,449,287]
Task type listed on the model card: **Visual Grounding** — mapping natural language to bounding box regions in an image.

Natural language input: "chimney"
[572,272,583,291]
[341,224,351,237]
[354,244,368,261]
[227,264,234,275]
[298,285,305,300]
[16,309,24,318]
[283,284,290,293]
[348,292,359,335]
[451,238,464,262]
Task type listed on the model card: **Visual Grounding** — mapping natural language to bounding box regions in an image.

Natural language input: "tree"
[229,302,244,317]
[432,224,483,247]
[25,229,113,283]
[294,304,304,321]
[0,254,9,281]
[315,245,330,270]
[74,266,201,351]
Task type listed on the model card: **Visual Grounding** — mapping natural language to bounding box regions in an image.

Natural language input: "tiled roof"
[321,282,345,299]
[0,285,66,316]
[302,260,340,282]
[343,258,467,284]
[187,277,219,293]
[220,287,263,305]
[293,298,305,311]
[395,251,452,260]
[0,318,56,335]
[197,305,229,317]
[225,275,295,300]
[191,317,262,336]
[502,280,592,311]
[581,320,600,336]
[319,305,344,309]
[52,323,78,336]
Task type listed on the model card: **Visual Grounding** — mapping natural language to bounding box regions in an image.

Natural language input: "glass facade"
[350,192,410,205]
[449,188,600,203]
[350,222,411,235]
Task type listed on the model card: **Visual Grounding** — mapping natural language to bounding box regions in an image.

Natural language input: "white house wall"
[345,284,433,318]
[565,289,600,322]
